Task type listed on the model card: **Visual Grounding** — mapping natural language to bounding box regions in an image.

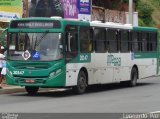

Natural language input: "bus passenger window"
[132,31,139,52]
[94,28,106,53]
[141,32,148,52]
[108,29,119,53]
[120,30,129,53]
[80,27,93,53]
[150,32,157,51]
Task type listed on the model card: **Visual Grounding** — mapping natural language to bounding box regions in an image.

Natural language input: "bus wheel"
[25,86,39,95]
[73,70,87,94]
[129,67,138,87]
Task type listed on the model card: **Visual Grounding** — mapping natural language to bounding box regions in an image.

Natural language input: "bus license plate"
[25,79,35,83]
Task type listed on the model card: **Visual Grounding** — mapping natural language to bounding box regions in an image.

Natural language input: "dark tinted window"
[108,29,119,52]
[150,32,157,51]
[120,30,129,52]
[94,28,106,53]
[141,32,149,51]
[132,31,140,52]
[80,27,93,53]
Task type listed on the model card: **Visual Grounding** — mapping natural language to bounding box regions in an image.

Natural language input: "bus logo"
[107,54,121,66]
[22,50,31,60]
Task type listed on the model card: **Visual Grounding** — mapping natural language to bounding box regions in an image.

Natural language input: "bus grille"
[12,63,51,70]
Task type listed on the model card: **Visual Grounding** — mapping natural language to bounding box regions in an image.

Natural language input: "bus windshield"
[8,32,63,61]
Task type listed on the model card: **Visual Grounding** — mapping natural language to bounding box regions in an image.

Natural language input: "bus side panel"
[94,53,113,84]
[65,63,78,86]
[134,52,157,79]
[65,53,95,86]
[133,58,157,79]
[111,53,131,82]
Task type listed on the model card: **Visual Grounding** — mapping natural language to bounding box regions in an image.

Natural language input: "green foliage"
[150,0,160,7]
[138,19,145,26]
[137,1,155,27]
[112,0,121,9]
[122,0,128,3]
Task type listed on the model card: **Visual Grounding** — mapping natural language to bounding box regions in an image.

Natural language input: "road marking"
[49,88,67,92]
[150,111,160,113]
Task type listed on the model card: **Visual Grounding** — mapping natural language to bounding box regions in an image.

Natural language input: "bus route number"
[80,55,88,61]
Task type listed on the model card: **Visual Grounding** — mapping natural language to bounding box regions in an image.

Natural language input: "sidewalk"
[0,79,55,94]
[0,83,66,95]
[0,84,25,94]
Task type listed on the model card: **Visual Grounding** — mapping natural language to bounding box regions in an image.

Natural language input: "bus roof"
[8,17,90,32]
[133,26,158,32]
[9,17,90,27]
[90,21,133,30]
[9,18,158,32]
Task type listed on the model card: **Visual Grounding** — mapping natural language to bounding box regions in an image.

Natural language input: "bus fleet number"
[80,55,88,61]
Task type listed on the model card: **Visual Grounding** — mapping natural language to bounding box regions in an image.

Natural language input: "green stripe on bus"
[70,53,91,63]
[134,52,158,59]
[133,27,158,32]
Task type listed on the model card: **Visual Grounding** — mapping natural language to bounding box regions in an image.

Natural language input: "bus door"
[65,25,78,62]
[65,25,78,86]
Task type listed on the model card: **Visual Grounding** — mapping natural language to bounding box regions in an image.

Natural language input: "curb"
[0,86,66,95]
[0,87,25,94]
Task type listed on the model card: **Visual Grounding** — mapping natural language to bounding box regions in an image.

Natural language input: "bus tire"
[25,86,39,95]
[128,67,138,87]
[73,70,87,94]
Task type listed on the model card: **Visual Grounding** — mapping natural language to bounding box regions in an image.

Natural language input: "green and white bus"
[2,17,159,94]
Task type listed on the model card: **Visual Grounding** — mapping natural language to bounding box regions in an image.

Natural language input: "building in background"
[27,0,138,25]
[0,0,29,37]
[28,0,91,21]
[0,0,23,21]
[0,0,138,31]
[92,0,138,26]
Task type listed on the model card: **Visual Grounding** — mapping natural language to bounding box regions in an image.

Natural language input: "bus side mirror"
[59,45,63,50]
[59,45,63,54]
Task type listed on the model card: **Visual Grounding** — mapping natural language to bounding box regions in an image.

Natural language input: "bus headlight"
[49,69,62,78]
[56,69,62,74]
[49,72,55,78]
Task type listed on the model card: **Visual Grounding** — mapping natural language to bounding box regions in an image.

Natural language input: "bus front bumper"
[6,72,66,88]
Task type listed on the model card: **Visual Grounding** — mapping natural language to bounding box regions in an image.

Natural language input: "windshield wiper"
[34,31,48,50]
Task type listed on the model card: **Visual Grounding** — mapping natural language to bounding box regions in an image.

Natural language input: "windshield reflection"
[8,32,63,61]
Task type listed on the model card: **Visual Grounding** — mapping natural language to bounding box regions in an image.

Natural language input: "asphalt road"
[0,76,160,113]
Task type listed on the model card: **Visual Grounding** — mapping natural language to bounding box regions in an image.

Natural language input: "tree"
[137,1,155,26]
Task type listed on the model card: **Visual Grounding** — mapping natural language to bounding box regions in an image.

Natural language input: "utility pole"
[129,0,133,24]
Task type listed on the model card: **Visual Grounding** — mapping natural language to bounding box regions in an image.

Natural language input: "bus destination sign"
[10,20,61,29]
